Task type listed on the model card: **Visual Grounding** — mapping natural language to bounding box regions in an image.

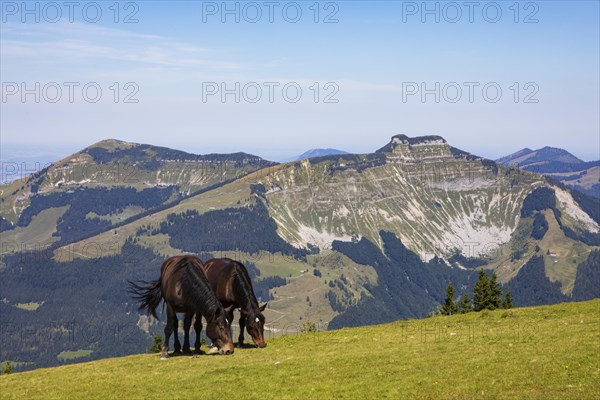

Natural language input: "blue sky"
[1,1,599,162]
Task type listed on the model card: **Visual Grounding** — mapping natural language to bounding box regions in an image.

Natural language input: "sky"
[1,0,599,164]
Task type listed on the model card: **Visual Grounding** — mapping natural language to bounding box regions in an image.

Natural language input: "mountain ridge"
[292,148,349,161]
[497,146,584,167]
[0,139,276,226]
[496,146,599,198]
[1,134,599,372]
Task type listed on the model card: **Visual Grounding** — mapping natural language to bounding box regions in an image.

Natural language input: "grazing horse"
[186,258,267,348]
[128,255,234,358]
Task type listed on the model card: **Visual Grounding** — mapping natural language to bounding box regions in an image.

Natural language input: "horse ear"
[259,303,268,312]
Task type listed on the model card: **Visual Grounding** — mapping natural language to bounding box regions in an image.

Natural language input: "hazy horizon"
[1,134,598,171]
[2,1,599,163]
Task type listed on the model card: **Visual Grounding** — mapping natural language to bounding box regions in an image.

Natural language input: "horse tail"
[127,279,162,319]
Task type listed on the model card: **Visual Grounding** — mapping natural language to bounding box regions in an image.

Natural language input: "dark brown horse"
[128,255,234,358]
[185,258,267,348]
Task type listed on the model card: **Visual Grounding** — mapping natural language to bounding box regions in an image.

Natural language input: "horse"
[185,258,267,348]
[128,255,234,358]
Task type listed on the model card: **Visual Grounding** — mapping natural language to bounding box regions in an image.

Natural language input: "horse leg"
[238,312,246,347]
[172,313,182,354]
[193,314,203,354]
[183,313,193,354]
[227,308,234,344]
[162,305,176,359]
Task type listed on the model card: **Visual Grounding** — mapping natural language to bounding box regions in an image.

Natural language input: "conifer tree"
[489,272,502,310]
[459,293,473,313]
[2,361,12,375]
[502,291,513,309]
[472,270,489,311]
[441,282,459,315]
[149,334,162,353]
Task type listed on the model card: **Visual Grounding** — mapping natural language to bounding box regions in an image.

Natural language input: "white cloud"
[1,21,244,74]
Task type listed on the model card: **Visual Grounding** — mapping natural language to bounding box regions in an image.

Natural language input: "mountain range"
[496,146,599,198]
[1,135,598,372]
[290,148,349,161]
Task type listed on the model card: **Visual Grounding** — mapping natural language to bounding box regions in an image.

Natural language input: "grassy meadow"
[1,300,598,400]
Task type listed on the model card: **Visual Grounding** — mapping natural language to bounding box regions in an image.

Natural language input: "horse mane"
[231,261,260,312]
[178,256,222,317]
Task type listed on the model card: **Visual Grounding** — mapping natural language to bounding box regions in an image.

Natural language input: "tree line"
[438,270,512,316]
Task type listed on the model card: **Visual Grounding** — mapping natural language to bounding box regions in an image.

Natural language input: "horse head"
[245,303,268,348]
[206,305,235,355]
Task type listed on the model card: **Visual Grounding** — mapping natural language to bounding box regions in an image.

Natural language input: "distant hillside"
[0,139,275,242]
[497,146,583,168]
[497,146,599,198]
[1,300,599,399]
[2,134,599,372]
[289,148,349,161]
[495,148,534,165]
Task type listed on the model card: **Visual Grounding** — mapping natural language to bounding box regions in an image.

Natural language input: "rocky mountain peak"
[377,134,448,154]
[84,138,137,152]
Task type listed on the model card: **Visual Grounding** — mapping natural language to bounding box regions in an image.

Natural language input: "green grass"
[56,350,93,361]
[14,302,43,311]
[0,206,68,257]
[1,300,598,399]
[251,251,309,278]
